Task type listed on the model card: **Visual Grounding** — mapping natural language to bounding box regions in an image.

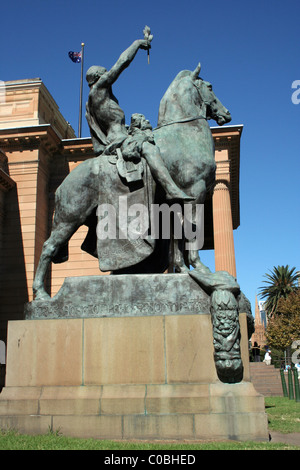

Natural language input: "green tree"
[265,290,300,360]
[259,265,299,318]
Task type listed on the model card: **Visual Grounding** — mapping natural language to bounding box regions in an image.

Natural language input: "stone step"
[251,375,281,381]
[249,362,284,396]
[0,383,269,441]
[250,372,281,379]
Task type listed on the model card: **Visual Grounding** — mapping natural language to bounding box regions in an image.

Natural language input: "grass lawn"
[0,397,299,450]
[265,396,300,434]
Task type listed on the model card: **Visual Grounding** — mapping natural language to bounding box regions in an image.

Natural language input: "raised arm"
[99,39,150,87]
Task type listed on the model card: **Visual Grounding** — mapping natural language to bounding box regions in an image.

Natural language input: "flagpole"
[78,42,85,138]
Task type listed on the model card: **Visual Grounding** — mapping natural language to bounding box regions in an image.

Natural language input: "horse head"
[191,63,232,126]
[157,64,231,127]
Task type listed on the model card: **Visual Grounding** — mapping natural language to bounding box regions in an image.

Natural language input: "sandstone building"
[251,297,267,349]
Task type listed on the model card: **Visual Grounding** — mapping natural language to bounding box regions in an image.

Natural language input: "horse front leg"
[184,191,211,274]
[172,238,189,273]
[168,209,189,272]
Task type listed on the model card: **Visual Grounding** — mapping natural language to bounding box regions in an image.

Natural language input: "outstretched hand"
[139,39,152,50]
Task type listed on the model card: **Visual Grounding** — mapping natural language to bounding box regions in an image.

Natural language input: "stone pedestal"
[0,274,269,441]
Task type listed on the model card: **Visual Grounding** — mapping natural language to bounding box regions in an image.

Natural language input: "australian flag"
[68,51,82,63]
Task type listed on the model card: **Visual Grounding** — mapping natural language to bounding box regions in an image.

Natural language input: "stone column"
[212,179,236,278]
[0,150,16,341]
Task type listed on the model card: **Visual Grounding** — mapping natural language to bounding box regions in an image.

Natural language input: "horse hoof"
[174,265,189,273]
[190,260,211,273]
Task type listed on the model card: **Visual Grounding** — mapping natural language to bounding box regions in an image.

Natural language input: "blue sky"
[1,0,299,313]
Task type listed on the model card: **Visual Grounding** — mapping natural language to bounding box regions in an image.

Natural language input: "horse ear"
[191,63,201,81]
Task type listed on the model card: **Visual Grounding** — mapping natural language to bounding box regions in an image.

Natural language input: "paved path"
[269,432,300,447]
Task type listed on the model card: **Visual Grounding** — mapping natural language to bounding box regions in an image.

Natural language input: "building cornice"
[0,125,62,154]
[61,137,95,159]
[0,168,15,192]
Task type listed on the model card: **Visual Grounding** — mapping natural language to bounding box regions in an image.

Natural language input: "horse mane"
[157,70,198,126]
[172,70,192,81]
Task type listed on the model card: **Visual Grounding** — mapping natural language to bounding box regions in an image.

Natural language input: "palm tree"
[259,265,299,318]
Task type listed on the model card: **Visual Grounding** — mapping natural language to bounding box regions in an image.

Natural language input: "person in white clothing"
[264,350,271,365]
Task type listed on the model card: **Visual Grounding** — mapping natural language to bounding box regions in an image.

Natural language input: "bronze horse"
[154,63,231,270]
[32,64,231,299]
